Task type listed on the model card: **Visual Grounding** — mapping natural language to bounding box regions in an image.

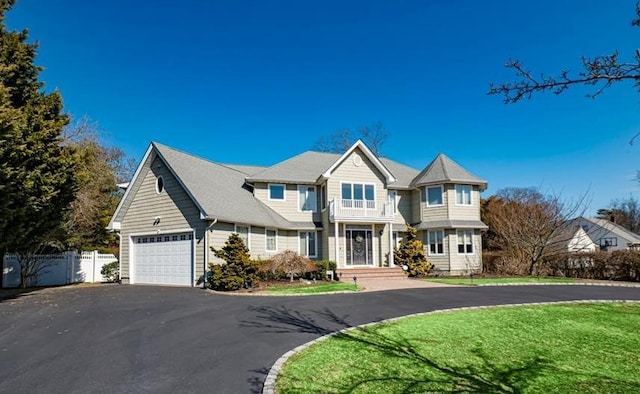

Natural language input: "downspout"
[204,218,218,289]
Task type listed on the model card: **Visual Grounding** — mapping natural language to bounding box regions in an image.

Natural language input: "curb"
[262,299,640,394]
[474,282,640,288]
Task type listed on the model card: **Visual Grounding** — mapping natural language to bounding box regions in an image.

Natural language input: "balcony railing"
[329,198,394,221]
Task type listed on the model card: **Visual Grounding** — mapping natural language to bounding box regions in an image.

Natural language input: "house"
[550,227,597,254]
[566,217,640,251]
[107,140,487,286]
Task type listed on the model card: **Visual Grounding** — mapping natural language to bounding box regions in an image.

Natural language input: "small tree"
[261,250,315,282]
[208,233,257,291]
[14,248,54,288]
[394,225,433,277]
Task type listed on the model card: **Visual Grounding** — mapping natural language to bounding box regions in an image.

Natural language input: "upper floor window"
[299,231,317,257]
[427,230,444,255]
[342,183,375,208]
[388,190,398,215]
[269,184,285,201]
[235,225,250,248]
[298,186,317,212]
[455,185,472,205]
[266,229,277,252]
[320,184,327,210]
[457,230,474,254]
[426,186,443,206]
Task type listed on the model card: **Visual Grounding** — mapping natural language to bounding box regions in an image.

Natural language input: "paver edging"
[262,299,640,394]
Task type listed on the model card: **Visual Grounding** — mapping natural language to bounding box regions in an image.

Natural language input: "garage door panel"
[132,233,193,286]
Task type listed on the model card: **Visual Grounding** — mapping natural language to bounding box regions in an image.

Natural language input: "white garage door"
[132,233,193,286]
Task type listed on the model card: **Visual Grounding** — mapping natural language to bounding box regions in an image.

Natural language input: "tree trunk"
[0,248,5,289]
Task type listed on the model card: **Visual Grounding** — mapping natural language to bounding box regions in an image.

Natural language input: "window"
[427,230,444,255]
[457,230,474,254]
[155,176,164,194]
[320,184,327,210]
[455,185,472,205]
[298,186,317,212]
[341,183,375,208]
[266,229,277,252]
[388,190,398,215]
[393,231,401,248]
[235,225,250,248]
[427,186,443,206]
[268,184,285,201]
[299,231,317,257]
[599,237,618,247]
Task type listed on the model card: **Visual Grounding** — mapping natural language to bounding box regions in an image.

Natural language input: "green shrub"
[307,260,337,280]
[101,261,119,282]
[208,233,258,291]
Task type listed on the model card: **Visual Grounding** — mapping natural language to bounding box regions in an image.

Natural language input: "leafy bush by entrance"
[394,224,433,277]
[260,250,316,282]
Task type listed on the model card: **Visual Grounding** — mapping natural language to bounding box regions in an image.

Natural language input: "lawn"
[264,281,360,294]
[426,276,575,286]
[276,302,640,393]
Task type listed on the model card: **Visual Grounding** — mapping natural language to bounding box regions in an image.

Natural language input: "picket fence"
[2,251,117,288]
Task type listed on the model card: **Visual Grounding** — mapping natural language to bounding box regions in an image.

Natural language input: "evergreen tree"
[209,233,257,290]
[0,0,78,285]
[394,224,433,277]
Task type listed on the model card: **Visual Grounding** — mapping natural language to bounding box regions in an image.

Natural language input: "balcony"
[329,198,394,222]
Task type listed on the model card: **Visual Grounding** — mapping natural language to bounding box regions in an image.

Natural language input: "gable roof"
[568,217,640,245]
[411,153,487,190]
[321,140,396,183]
[109,142,317,230]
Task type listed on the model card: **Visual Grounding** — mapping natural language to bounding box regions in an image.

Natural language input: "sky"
[6,0,640,215]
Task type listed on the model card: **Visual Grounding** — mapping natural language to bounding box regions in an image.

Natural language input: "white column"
[388,224,394,267]
[334,221,339,268]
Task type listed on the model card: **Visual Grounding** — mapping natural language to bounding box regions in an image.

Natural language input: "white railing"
[329,198,393,220]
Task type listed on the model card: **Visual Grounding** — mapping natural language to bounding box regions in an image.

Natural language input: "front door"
[345,229,373,266]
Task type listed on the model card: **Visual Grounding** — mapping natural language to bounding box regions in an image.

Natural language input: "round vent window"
[352,154,362,167]
[156,176,164,194]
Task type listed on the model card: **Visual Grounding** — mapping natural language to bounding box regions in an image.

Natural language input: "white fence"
[2,251,117,288]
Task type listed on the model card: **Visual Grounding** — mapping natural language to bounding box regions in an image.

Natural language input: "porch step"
[336,267,407,279]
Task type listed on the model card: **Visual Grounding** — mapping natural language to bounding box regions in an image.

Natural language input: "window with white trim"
[455,185,472,205]
[457,230,474,254]
[388,190,398,215]
[235,225,250,248]
[320,184,327,210]
[341,182,375,208]
[268,184,285,201]
[299,231,317,257]
[426,186,443,206]
[266,229,277,252]
[298,186,317,212]
[427,230,444,255]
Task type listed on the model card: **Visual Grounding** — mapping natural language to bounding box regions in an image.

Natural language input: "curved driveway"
[1,284,639,393]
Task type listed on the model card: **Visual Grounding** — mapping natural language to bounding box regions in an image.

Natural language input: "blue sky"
[7,0,640,214]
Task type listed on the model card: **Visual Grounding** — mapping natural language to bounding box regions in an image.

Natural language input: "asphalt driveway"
[1,284,639,394]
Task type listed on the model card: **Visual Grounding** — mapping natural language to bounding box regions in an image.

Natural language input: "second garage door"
[132,233,193,286]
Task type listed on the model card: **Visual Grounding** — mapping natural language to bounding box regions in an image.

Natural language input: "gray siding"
[120,157,207,285]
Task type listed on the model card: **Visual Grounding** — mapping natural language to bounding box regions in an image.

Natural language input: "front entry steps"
[335,266,406,280]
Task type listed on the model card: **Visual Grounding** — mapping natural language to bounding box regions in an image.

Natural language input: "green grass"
[425,276,576,286]
[264,281,360,294]
[276,302,640,393]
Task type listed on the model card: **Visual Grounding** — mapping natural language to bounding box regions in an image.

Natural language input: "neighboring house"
[566,217,640,251]
[550,227,597,254]
[108,140,487,287]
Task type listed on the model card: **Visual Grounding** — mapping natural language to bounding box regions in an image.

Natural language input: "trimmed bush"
[308,260,337,281]
[261,250,316,282]
[101,261,119,282]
